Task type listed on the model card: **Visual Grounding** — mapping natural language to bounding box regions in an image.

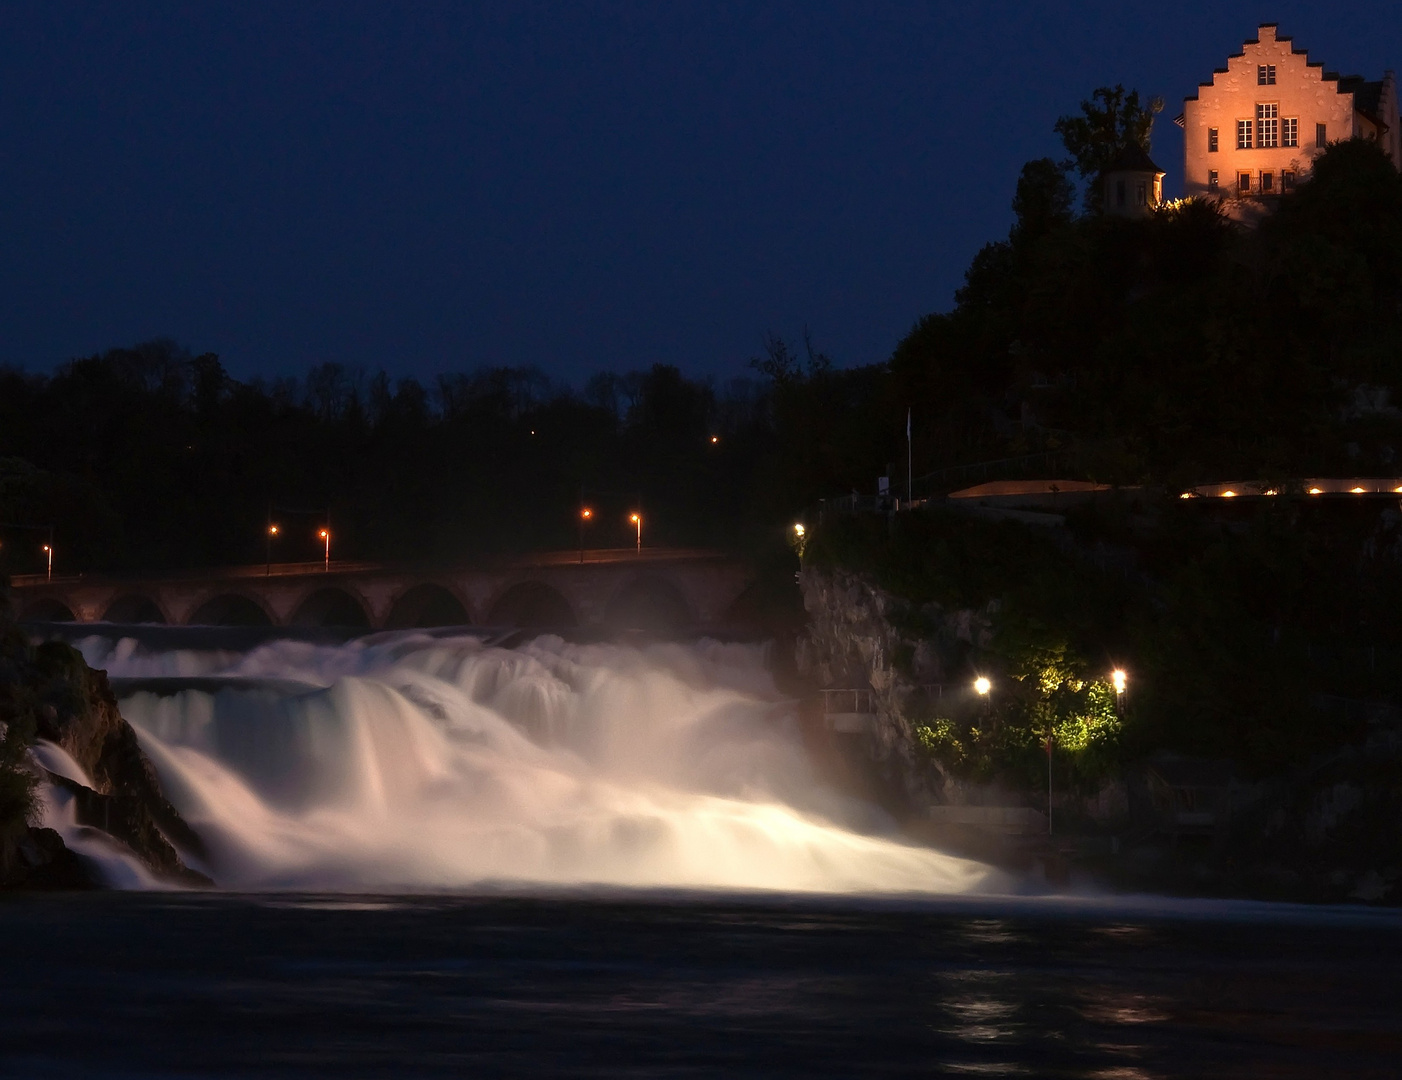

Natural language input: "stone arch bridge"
[10,548,758,633]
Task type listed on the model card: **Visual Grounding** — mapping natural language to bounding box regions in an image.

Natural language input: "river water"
[12,629,1400,1076]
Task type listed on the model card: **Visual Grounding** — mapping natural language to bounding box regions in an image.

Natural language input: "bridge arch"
[604,574,695,633]
[290,586,371,628]
[386,583,471,629]
[20,597,76,623]
[102,594,167,624]
[188,592,275,627]
[485,581,577,629]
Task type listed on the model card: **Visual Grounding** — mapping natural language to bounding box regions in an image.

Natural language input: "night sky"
[3,2,1400,383]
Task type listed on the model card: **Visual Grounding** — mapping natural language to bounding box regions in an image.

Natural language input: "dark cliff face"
[0,599,209,888]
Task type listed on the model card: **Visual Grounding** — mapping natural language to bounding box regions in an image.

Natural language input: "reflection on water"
[4,893,1395,1078]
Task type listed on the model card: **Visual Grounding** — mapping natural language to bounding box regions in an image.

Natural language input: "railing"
[819,688,877,715]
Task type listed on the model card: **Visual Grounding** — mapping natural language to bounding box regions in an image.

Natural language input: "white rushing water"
[56,632,1001,895]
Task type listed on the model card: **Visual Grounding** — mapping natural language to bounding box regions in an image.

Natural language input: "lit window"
[1238,171,1251,193]
[1237,119,1253,149]
[1282,170,1295,191]
[1257,104,1278,148]
[1208,127,1219,152]
[1261,171,1274,193]
[1208,169,1219,190]
[1258,64,1276,85]
[1282,117,1298,147]
[1316,122,1327,148]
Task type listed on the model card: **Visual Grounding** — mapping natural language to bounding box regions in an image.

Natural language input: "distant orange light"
[1309,487,1323,495]
[710,435,719,444]
[1351,487,1366,494]
[319,529,329,539]
[581,508,592,519]
[269,525,279,536]
[1179,492,1194,499]
[42,545,51,553]
[629,513,640,524]
[1221,490,1237,498]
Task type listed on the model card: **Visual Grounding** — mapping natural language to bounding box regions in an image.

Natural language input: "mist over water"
[58,632,1000,895]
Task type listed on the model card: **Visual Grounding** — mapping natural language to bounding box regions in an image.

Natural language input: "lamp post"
[266,523,279,576]
[579,507,592,564]
[1111,668,1128,715]
[630,512,641,552]
[318,528,330,571]
[41,543,52,582]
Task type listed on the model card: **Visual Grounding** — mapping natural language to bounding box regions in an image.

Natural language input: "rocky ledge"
[1,607,210,890]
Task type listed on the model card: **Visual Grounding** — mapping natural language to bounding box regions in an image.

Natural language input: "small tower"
[1100,144,1166,216]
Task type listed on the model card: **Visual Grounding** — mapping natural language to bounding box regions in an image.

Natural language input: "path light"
[1112,669,1127,694]
[974,676,991,696]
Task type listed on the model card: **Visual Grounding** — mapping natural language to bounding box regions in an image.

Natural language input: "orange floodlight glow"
[1351,487,1366,494]
[581,508,592,519]
[1221,490,1237,498]
[1309,488,1323,495]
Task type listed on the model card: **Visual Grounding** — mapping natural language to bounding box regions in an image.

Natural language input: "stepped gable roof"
[1184,23,1332,103]
[1098,143,1163,177]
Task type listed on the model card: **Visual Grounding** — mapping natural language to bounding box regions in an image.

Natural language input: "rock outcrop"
[795,566,993,811]
[0,606,209,889]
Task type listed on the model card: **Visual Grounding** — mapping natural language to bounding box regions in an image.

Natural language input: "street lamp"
[318,528,330,571]
[973,676,991,696]
[1111,668,1127,715]
[629,512,642,551]
[579,507,593,564]
[266,523,279,576]
[41,543,52,582]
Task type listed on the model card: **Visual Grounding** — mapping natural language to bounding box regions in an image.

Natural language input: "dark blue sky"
[3,2,1400,383]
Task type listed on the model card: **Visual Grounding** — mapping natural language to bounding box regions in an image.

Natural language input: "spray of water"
[52,632,1001,895]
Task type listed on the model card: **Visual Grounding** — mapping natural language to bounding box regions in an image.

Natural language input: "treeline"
[3,107,1402,576]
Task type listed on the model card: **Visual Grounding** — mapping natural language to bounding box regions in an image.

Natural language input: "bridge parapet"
[9,549,756,633]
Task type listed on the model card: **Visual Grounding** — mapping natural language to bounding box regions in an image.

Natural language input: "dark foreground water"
[1,892,1398,1079]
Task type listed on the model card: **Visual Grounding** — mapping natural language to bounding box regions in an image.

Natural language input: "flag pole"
[906,407,912,505]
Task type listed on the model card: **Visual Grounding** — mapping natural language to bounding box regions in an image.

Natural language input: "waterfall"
[57,631,1002,894]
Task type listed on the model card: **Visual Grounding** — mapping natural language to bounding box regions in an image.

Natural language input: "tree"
[1054,85,1163,210]
[1010,158,1075,245]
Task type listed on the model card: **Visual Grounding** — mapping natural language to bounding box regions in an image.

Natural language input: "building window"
[1282,170,1295,191]
[1136,181,1147,206]
[1115,179,1126,207]
[1282,117,1298,147]
[1238,172,1251,193]
[1208,127,1219,152]
[1258,64,1276,85]
[1261,171,1274,193]
[1208,169,1219,190]
[1237,120,1253,149]
[1257,104,1278,148]
[1316,122,1328,148]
